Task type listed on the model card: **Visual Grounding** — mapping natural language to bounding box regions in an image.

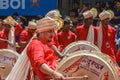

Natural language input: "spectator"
[70,19,79,33]
[79,3,91,18]
[104,1,113,10]
[113,0,120,25]
[12,12,19,21]
[73,1,80,15]
[17,16,27,29]
[69,9,79,21]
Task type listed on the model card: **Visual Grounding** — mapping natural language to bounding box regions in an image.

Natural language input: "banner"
[0,0,57,16]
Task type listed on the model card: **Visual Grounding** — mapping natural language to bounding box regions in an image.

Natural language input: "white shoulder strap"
[86,25,94,43]
[6,34,36,80]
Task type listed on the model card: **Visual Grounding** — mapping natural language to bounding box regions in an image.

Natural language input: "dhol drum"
[0,49,19,79]
[56,51,120,80]
[62,41,100,56]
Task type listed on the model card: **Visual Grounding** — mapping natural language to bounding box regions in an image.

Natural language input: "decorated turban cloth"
[36,17,59,33]
[99,11,111,20]
[83,10,94,19]
[28,21,37,29]
[3,16,16,27]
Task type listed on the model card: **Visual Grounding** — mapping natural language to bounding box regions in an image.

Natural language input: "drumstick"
[0,38,15,47]
[64,75,88,80]
[0,38,9,42]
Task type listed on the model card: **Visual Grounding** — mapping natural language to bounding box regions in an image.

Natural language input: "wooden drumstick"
[0,38,15,48]
[0,38,9,42]
[64,75,88,80]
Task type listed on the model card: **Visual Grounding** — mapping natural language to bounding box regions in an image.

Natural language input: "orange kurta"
[76,25,98,45]
[27,38,58,80]
[100,25,116,60]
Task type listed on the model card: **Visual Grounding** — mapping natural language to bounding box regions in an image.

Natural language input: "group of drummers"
[0,8,120,80]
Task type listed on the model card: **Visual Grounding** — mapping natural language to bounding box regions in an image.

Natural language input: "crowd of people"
[0,0,120,80]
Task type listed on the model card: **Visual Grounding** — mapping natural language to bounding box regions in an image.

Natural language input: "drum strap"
[6,34,37,80]
[8,26,16,51]
[87,25,94,43]
[97,22,103,50]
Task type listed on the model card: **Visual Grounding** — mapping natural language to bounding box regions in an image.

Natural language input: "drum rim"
[0,49,19,78]
[62,40,100,56]
[0,49,19,57]
[57,51,119,80]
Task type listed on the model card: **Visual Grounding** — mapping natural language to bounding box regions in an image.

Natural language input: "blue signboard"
[0,0,57,16]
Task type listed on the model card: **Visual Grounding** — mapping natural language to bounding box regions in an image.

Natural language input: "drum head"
[0,49,19,79]
[56,51,119,80]
[62,41,100,56]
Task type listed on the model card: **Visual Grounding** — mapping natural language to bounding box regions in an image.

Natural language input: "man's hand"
[40,63,65,80]
[51,71,65,80]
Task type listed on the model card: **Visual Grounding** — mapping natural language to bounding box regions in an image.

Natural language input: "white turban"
[3,16,16,27]
[28,21,37,29]
[83,10,94,19]
[99,11,111,20]
[36,17,59,33]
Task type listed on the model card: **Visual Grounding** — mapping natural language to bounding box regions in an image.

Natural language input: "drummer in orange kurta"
[57,19,76,52]
[0,17,22,49]
[76,10,98,45]
[19,21,37,53]
[27,17,65,80]
[98,11,116,61]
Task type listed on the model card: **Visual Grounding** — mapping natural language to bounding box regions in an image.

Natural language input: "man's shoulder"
[21,29,28,33]
[20,29,28,35]
[76,25,83,29]
[108,25,116,30]
[76,25,84,32]
[93,26,98,30]
[28,38,43,49]
[31,38,41,44]
[69,30,76,35]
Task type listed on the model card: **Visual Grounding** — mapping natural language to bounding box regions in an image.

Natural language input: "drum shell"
[0,49,19,79]
[56,50,120,80]
[62,41,100,56]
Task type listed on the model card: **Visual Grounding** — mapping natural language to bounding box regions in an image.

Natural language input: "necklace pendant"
[106,42,110,48]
